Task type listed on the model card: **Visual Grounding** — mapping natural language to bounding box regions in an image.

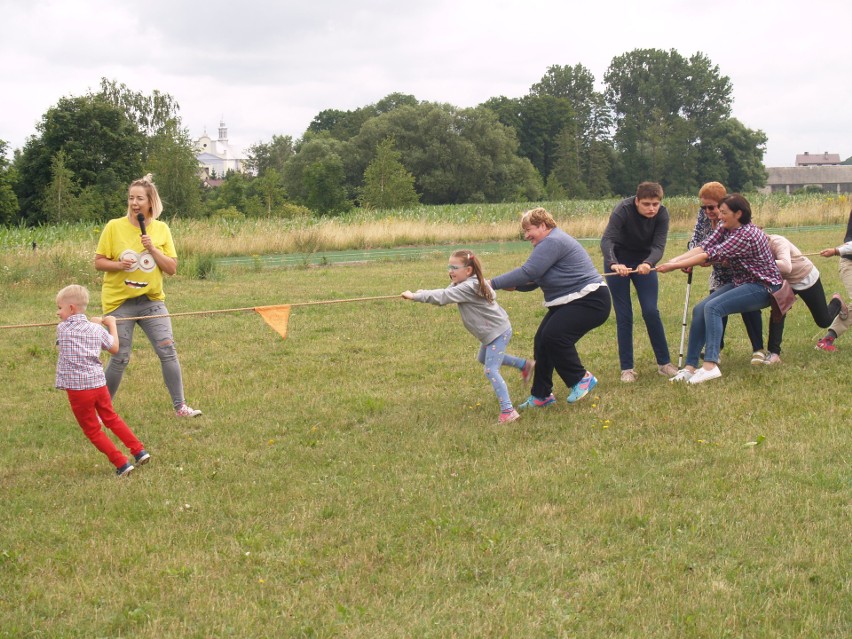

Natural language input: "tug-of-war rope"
[0,254,826,339]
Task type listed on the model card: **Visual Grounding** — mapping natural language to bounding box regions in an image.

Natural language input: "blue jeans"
[106,296,188,409]
[476,328,526,411]
[686,283,776,368]
[608,268,671,370]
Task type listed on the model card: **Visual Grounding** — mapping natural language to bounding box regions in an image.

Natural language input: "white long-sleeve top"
[768,234,819,291]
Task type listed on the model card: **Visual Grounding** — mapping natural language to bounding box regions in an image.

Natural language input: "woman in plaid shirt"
[687,182,764,362]
[657,194,782,384]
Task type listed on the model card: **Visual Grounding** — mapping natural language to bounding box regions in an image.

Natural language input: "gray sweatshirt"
[490,228,603,303]
[412,276,511,344]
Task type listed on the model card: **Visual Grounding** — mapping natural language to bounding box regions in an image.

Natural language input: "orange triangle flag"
[254,305,291,340]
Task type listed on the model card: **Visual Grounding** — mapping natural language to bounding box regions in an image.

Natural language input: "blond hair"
[127,173,164,219]
[520,207,557,230]
[56,284,89,310]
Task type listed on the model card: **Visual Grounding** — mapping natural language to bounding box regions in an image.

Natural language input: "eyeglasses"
[703,204,719,212]
[447,264,464,271]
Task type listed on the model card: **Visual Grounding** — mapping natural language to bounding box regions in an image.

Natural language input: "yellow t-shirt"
[96,216,177,314]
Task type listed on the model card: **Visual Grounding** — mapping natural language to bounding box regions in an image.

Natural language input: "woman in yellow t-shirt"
[94,174,202,418]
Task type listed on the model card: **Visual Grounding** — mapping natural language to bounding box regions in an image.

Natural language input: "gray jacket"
[412,276,511,344]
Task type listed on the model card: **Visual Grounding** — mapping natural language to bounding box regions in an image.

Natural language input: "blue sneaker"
[116,462,135,477]
[134,450,150,465]
[517,394,556,410]
[567,371,597,404]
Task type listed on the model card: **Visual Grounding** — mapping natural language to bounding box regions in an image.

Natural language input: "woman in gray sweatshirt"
[490,207,611,408]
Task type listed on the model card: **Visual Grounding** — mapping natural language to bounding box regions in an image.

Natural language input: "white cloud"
[1,0,850,166]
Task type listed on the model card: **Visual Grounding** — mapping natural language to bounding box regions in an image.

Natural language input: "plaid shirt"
[701,223,782,289]
[55,314,113,390]
[690,208,733,289]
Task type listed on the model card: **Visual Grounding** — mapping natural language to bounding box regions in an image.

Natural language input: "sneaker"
[763,353,782,365]
[657,363,679,377]
[520,359,536,386]
[815,336,836,352]
[670,369,694,382]
[134,449,151,465]
[517,394,556,410]
[175,403,202,417]
[116,462,135,477]
[567,371,597,403]
[750,351,766,366]
[832,294,849,321]
[687,366,722,385]
[498,409,521,424]
[620,369,637,383]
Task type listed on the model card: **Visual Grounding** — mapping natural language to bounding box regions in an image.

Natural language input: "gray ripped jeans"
[105,296,186,409]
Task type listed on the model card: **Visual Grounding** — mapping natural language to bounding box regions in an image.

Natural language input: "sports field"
[0,230,849,637]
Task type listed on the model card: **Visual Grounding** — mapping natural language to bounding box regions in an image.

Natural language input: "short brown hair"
[636,182,664,200]
[520,207,557,230]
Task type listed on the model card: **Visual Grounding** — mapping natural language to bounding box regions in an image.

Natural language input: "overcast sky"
[1,0,849,167]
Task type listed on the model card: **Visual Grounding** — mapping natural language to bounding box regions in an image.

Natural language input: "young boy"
[55,284,150,477]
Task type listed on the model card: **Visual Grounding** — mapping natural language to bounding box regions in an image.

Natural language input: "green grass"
[0,231,849,637]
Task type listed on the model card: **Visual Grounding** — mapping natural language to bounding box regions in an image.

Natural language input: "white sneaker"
[669,369,694,382]
[687,367,722,385]
[176,403,203,417]
[750,351,766,366]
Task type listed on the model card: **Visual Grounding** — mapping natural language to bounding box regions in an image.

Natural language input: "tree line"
[0,49,770,225]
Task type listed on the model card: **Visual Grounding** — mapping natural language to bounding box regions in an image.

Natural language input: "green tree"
[711,118,768,192]
[0,141,19,224]
[14,94,144,223]
[245,135,295,176]
[604,49,733,195]
[360,137,419,209]
[147,123,202,217]
[98,78,181,140]
[283,135,354,209]
[249,168,287,216]
[351,103,543,204]
[42,150,79,223]
[304,157,350,215]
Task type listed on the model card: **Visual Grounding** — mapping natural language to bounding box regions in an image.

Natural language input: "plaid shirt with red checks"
[701,223,782,289]
[55,314,113,390]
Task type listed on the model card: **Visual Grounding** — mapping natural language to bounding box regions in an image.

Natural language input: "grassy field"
[0,228,849,637]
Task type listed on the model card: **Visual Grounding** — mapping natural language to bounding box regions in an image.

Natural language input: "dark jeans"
[720,310,764,352]
[607,267,671,370]
[767,278,842,355]
[531,287,611,398]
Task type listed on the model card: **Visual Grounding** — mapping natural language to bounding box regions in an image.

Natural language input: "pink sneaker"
[815,336,836,352]
[520,359,535,386]
[498,409,520,424]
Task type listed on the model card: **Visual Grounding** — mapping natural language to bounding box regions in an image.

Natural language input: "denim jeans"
[608,268,671,370]
[686,282,776,367]
[105,296,187,409]
[476,328,525,411]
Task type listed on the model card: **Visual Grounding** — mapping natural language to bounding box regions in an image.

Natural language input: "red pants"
[66,386,144,469]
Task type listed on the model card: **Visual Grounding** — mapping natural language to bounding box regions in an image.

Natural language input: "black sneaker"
[134,450,151,465]
[116,462,135,477]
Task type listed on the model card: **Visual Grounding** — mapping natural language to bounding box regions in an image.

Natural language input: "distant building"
[194,120,246,178]
[796,151,841,167]
[762,165,852,195]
